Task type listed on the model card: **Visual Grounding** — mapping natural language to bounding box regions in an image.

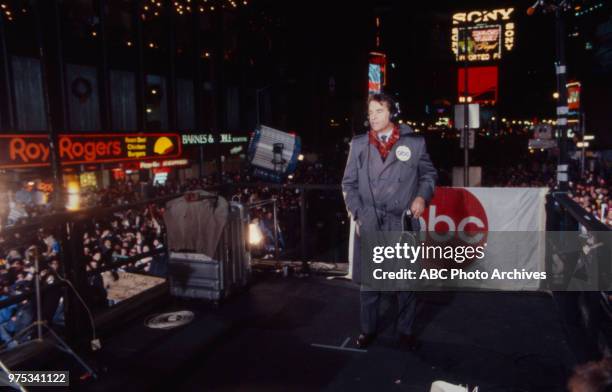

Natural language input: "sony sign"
[452,8,514,25]
[450,8,515,62]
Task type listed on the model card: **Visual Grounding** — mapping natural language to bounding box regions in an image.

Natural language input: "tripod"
[0,246,97,391]
[0,357,26,392]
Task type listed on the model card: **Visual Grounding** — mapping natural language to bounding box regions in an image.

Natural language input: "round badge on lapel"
[396,145,411,162]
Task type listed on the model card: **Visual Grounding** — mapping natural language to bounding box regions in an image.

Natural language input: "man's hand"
[410,196,426,219]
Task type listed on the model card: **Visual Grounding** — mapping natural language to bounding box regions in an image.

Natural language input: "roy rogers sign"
[0,133,182,169]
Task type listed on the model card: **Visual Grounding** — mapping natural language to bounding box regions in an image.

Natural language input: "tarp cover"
[163,191,229,257]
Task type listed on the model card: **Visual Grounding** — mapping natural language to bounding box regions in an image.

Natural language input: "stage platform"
[21,273,577,391]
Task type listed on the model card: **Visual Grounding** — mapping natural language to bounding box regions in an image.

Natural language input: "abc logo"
[395,146,411,161]
[419,187,488,245]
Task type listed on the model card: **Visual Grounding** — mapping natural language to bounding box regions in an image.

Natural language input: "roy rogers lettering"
[9,136,123,164]
[1,134,181,168]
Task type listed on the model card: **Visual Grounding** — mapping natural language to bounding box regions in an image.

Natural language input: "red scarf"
[368,125,400,160]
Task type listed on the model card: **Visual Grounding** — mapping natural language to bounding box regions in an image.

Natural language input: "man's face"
[368,100,392,132]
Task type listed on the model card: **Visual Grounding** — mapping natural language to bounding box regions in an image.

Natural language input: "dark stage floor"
[37,275,576,391]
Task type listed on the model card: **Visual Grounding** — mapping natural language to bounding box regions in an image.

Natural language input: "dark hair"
[367,93,399,122]
[367,93,397,112]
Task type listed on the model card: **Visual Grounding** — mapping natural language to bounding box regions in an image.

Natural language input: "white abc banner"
[348,187,549,289]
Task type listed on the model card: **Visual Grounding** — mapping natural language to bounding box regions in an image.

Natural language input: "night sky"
[1,0,609,148]
[251,0,612,148]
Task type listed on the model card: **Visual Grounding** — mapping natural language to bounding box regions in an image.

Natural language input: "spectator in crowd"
[0,286,19,348]
[568,357,612,392]
[14,181,33,207]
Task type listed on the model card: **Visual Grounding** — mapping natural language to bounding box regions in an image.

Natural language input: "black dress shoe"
[356,333,376,349]
[398,333,420,351]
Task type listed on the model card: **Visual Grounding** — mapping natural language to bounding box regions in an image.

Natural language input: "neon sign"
[451,8,515,62]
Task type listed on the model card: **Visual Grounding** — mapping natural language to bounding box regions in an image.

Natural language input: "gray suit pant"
[360,290,416,335]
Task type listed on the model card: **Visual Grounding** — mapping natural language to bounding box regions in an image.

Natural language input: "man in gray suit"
[341,93,437,349]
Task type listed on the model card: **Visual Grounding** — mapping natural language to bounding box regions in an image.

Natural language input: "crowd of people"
[81,204,167,307]
[0,181,170,348]
[483,160,558,188]
[483,157,611,228]
[569,171,612,228]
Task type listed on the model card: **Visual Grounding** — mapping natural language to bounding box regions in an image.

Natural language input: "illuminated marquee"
[139,159,189,169]
[182,133,248,145]
[451,8,515,62]
[0,133,182,169]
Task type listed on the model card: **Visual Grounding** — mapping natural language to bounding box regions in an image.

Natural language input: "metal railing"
[547,191,612,362]
[0,193,181,354]
[222,182,348,267]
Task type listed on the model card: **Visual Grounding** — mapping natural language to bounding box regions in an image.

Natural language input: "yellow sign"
[452,8,514,25]
[125,136,147,158]
[154,137,175,155]
[451,8,515,62]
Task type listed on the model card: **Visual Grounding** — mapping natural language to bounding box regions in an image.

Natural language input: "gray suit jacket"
[342,124,437,232]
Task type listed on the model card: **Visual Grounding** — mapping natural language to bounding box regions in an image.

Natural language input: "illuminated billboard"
[368,52,386,94]
[457,25,501,62]
[566,81,581,111]
[451,8,515,62]
[368,64,381,94]
[0,133,182,169]
[457,66,498,104]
